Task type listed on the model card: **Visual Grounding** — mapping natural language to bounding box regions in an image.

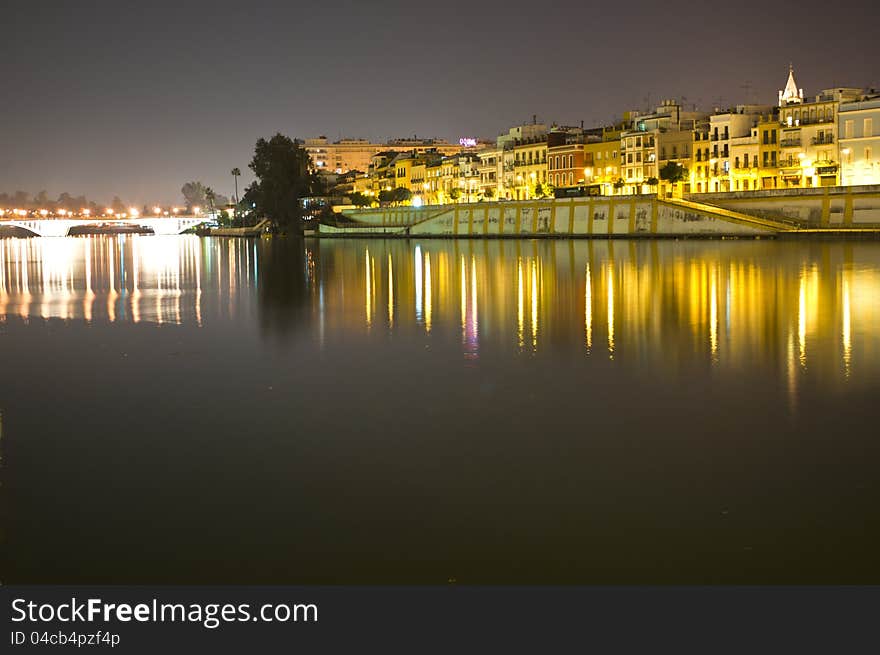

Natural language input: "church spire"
[779,65,804,106]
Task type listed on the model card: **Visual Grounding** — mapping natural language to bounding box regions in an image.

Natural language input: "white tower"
[778,64,804,106]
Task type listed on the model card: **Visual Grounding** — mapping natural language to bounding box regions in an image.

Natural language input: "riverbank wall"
[318,186,880,239]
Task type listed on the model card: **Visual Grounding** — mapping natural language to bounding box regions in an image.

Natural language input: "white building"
[839,96,880,186]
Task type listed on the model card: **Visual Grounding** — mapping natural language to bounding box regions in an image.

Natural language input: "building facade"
[839,96,880,186]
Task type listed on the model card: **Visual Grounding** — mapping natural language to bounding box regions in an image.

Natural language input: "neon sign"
[459,138,477,147]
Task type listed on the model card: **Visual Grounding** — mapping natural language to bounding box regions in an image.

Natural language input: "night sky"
[2,0,877,205]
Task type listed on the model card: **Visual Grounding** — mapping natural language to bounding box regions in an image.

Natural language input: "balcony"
[780,139,802,148]
[811,135,834,145]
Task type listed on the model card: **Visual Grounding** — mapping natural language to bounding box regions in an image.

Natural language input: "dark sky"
[2,0,877,205]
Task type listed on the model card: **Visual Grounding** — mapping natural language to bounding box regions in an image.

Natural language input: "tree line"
[0,191,125,212]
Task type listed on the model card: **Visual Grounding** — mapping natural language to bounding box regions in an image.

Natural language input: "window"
[865,118,873,138]
[735,157,740,169]
[569,172,574,185]
[845,120,854,139]
[867,147,873,162]
[568,155,573,168]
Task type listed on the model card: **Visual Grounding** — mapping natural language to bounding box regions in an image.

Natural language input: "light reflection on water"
[3,235,880,584]
[2,236,879,392]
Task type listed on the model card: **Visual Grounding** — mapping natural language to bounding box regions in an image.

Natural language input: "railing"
[811,136,834,145]
[780,139,801,148]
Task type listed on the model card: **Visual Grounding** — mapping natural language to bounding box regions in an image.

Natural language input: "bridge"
[0,216,205,237]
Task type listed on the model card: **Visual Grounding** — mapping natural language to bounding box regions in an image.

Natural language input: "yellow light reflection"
[842,275,851,378]
[530,259,538,350]
[424,251,432,333]
[365,248,372,327]
[517,257,524,349]
[584,262,592,352]
[798,272,806,368]
[607,262,614,359]
[387,253,394,328]
[710,269,718,361]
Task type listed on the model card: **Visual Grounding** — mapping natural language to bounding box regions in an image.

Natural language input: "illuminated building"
[619,100,705,195]
[477,147,503,200]
[839,95,880,186]
[776,66,862,187]
[497,122,548,200]
[305,136,462,175]
[692,105,772,193]
[547,126,593,189]
[582,124,623,194]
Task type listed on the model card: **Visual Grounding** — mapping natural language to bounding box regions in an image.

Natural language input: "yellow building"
[512,138,548,199]
[583,126,622,194]
[776,68,861,187]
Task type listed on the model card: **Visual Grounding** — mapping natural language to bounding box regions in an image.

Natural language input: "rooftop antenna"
[740,81,753,104]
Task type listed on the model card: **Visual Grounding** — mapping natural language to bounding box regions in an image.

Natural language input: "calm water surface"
[2,235,879,583]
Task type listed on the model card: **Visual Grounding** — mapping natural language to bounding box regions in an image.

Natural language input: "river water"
[2,235,879,583]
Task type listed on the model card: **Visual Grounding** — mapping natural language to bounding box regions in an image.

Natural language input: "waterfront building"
[305,136,462,175]
[477,147,503,200]
[547,126,592,190]
[775,67,862,187]
[839,95,880,186]
[757,115,782,189]
[583,124,624,194]
[620,100,706,195]
[497,122,548,200]
[693,105,773,193]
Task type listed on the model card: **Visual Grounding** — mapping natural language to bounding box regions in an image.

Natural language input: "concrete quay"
[318,186,880,239]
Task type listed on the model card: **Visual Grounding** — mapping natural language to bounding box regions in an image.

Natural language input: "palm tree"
[231,168,241,222]
[205,187,217,217]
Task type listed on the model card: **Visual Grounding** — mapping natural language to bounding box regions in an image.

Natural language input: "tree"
[181,181,208,212]
[612,178,625,192]
[205,187,217,216]
[347,192,372,207]
[483,188,496,200]
[659,162,687,185]
[392,187,412,205]
[646,177,659,192]
[378,189,395,204]
[231,168,241,222]
[449,188,461,201]
[247,133,313,233]
[534,182,554,198]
